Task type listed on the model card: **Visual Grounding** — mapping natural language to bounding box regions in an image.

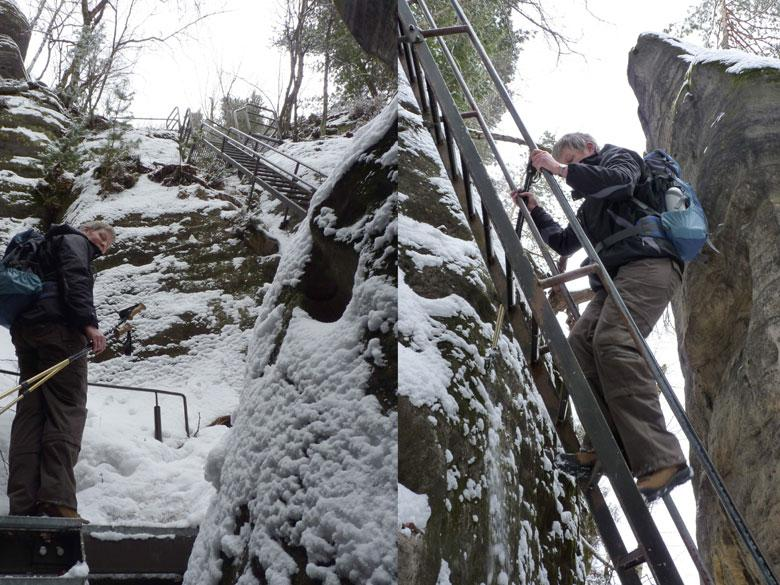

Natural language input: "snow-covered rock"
[0,81,68,216]
[397,70,585,584]
[0,0,30,57]
[183,98,397,584]
[629,33,780,582]
[0,0,29,81]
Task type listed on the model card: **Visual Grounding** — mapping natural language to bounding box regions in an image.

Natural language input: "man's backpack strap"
[594,214,666,255]
[629,196,660,217]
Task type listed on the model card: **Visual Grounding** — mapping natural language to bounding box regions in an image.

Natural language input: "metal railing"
[165,106,181,132]
[399,2,778,585]
[225,125,327,181]
[0,369,190,441]
[232,103,278,138]
[165,105,193,146]
[197,118,327,216]
[201,121,320,192]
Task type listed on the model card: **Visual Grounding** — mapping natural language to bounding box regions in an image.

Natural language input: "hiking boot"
[37,502,89,524]
[637,464,693,502]
[556,450,598,479]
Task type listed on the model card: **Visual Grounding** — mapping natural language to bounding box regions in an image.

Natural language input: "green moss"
[730,65,780,86]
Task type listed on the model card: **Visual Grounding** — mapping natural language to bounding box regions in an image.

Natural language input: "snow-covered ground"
[0,123,359,528]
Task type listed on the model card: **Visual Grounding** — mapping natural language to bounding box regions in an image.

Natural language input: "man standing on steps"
[8,220,114,520]
[510,132,691,501]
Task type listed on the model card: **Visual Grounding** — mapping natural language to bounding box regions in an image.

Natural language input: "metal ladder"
[398,1,778,584]
[196,119,327,217]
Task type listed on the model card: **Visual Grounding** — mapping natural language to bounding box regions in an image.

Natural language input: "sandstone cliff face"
[628,34,780,584]
[0,0,30,81]
[0,80,70,219]
[0,1,67,220]
[397,73,585,585]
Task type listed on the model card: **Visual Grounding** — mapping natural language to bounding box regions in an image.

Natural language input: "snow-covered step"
[83,526,196,577]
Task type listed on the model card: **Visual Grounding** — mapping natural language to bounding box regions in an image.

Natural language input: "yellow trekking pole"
[0,345,92,416]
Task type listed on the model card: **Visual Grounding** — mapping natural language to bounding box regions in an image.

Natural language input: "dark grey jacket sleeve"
[57,234,98,329]
[565,148,642,202]
[529,206,582,257]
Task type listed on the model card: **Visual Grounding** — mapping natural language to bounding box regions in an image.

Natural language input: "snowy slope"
[0,124,360,528]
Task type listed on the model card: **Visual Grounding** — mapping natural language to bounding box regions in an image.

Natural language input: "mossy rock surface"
[398,82,584,585]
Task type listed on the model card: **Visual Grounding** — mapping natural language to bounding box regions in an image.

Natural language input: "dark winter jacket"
[530,144,679,287]
[15,224,101,330]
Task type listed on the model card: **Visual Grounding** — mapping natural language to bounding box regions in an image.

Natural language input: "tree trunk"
[320,15,332,136]
[719,0,730,49]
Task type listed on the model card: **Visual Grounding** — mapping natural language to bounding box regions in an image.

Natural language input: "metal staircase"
[398,1,778,584]
[196,119,327,217]
[0,515,196,584]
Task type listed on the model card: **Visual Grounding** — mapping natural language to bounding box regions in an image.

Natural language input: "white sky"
[502,0,699,152]
[128,1,316,119]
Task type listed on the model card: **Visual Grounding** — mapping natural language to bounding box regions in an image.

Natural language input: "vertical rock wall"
[0,0,30,81]
[398,71,585,585]
[628,33,780,584]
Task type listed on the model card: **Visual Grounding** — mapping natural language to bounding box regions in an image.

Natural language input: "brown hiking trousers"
[8,322,88,514]
[569,257,686,477]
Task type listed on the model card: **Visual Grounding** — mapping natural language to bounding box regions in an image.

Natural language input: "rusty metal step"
[83,526,196,576]
[0,516,84,576]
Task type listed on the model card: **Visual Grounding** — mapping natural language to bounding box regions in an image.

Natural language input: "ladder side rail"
[405,62,642,585]
[663,494,716,585]
[411,0,581,321]
[399,4,685,583]
[447,1,778,581]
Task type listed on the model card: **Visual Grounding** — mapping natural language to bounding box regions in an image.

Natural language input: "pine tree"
[667,0,780,57]
[95,84,141,195]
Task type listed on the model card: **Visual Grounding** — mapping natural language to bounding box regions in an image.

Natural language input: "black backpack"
[0,228,47,328]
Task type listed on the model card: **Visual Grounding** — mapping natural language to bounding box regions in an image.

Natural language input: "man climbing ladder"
[511,132,692,500]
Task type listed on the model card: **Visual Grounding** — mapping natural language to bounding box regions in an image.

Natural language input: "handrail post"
[153,392,162,442]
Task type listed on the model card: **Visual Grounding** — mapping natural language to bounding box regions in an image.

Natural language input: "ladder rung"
[538,264,600,289]
[421,25,469,38]
[460,110,479,119]
[617,547,647,571]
